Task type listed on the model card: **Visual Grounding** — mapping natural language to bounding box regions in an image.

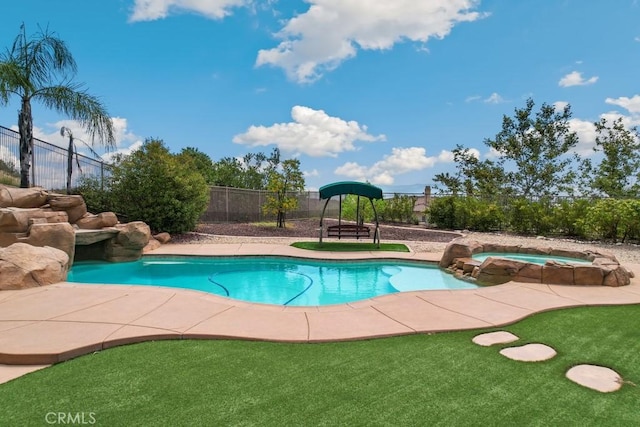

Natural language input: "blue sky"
[1,0,639,192]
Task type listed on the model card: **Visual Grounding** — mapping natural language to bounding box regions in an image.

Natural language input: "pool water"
[472,252,591,265]
[67,256,477,306]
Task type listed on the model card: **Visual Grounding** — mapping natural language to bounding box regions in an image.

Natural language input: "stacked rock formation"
[0,185,167,290]
[440,239,633,287]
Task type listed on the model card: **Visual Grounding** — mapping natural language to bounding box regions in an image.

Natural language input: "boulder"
[439,240,483,268]
[75,212,118,229]
[104,221,151,262]
[22,222,76,265]
[0,207,68,233]
[0,186,48,208]
[542,261,575,285]
[603,266,632,287]
[573,265,605,286]
[475,257,528,285]
[143,237,162,253]
[0,243,69,290]
[48,194,87,223]
[153,232,171,244]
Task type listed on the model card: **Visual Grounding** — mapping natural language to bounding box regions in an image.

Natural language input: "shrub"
[426,196,457,229]
[75,175,118,215]
[506,197,555,235]
[108,139,209,234]
[552,198,590,238]
[464,197,505,231]
[582,198,640,243]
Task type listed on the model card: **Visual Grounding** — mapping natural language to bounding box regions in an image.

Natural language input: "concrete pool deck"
[2,242,640,383]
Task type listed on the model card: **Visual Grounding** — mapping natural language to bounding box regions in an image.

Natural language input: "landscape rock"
[75,212,118,229]
[439,239,483,268]
[153,232,171,244]
[0,243,69,290]
[440,240,632,287]
[143,237,162,253]
[104,221,151,262]
[0,185,48,208]
[48,194,87,223]
[0,207,68,233]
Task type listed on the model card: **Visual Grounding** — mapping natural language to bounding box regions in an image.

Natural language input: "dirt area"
[172,218,460,243]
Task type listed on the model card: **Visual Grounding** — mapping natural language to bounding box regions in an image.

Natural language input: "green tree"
[0,24,114,188]
[211,148,281,189]
[178,147,215,184]
[109,139,209,234]
[262,158,305,228]
[582,117,640,198]
[484,98,579,197]
[211,157,246,188]
[433,145,507,197]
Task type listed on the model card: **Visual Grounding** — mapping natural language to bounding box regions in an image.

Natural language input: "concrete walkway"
[2,243,640,383]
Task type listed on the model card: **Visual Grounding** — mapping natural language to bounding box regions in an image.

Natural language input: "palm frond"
[36,84,115,148]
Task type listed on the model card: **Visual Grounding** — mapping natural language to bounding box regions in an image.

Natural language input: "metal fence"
[202,186,341,222]
[0,125,110,190]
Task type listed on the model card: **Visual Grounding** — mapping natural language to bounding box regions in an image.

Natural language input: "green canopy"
[319,181,383,200]
[318,181,382,246]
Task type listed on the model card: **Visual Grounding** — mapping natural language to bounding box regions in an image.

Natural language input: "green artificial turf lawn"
[1,305,638,426]
[291,241,410,252]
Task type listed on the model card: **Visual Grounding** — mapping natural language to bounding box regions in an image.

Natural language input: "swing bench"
[318,181,383,247]
[326,223,370,239]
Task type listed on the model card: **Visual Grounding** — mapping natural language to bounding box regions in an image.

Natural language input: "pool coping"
[1,242,640,376]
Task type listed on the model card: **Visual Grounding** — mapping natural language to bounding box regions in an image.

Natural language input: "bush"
[552,199,590,238]
[426,196,458,229]
[506,197,555,235]
[427,196,504,231]
[108,139,209,234]
[76,175,118,215]
[581,198,640,243]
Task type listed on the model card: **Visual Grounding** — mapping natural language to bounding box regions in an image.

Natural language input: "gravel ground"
[171,218,640,264]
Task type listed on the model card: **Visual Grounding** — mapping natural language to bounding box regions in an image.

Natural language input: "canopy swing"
[318,181,383,247]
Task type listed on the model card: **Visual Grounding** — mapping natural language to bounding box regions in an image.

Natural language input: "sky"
[1,0,639,193]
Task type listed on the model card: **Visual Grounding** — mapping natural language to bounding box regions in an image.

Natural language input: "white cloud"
[484,92,505,104]
[334,147,453,185]
[256,0,487,83]
[129,0,247,22]
[232,106,386,157]
[605,95,640,114]
[568,118,599,156]
[553,101,569,112]
[465,95,481,103]
[101,141,144,163]
[14,117,143,161]
[558,71,598,87]
[303,168,319,177]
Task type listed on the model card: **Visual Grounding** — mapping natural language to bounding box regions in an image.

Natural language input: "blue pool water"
[67,256,477,306]
[472,252,591,265]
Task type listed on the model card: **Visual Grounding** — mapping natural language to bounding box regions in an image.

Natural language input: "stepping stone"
[566,365,622,393]
[472,331,519,346]
[500,343,556,362]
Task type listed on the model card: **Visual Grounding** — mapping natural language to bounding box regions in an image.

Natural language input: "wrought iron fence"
[0,125,110,190]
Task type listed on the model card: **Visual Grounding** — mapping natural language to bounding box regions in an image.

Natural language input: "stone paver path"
[472,331,519,346]
[499,343,557,362]
[566,365,623,392]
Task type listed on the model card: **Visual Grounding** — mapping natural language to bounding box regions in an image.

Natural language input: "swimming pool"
[67,256,477,306]
[472,252,592,265]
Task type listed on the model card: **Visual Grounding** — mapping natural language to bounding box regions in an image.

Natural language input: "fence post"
[225,187,229,222]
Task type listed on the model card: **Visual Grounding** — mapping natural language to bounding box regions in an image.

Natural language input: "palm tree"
[0,24,115,188]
